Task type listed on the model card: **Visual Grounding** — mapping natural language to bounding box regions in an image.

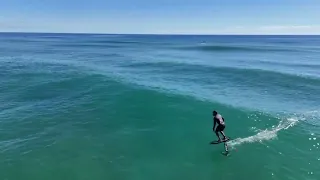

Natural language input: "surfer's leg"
[219,125,227,140]
[220,131,227,139]
[215,131,221,141]
[215,126,221,141]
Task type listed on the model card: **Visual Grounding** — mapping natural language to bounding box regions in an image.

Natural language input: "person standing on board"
[213,110,228,142]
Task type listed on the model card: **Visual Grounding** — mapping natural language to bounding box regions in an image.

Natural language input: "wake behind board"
[210,138,231,144]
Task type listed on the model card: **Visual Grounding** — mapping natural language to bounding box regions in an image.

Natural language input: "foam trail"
[228,117,298,147]
[299,110,320,126]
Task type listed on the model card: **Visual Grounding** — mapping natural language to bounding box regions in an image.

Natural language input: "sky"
[0,0,320,34]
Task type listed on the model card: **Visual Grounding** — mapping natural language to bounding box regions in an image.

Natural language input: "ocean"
[0,33,319,180]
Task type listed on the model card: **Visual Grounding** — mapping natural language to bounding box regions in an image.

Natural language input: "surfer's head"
[213,110,218,116]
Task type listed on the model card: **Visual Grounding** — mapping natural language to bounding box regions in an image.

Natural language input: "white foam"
[228,117,298,147]
[298,110,320,126]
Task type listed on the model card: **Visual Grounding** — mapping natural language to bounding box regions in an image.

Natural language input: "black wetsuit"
[214,114,225,132]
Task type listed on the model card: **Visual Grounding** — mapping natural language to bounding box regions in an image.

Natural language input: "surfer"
[213,110,228,142]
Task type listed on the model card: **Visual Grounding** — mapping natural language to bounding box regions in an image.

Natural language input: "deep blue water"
[0,33,320,180]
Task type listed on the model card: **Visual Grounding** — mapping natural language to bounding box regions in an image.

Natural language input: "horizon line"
[0,31,320,36]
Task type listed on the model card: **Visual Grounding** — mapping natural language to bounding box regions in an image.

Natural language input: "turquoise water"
[0,33,320,180]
